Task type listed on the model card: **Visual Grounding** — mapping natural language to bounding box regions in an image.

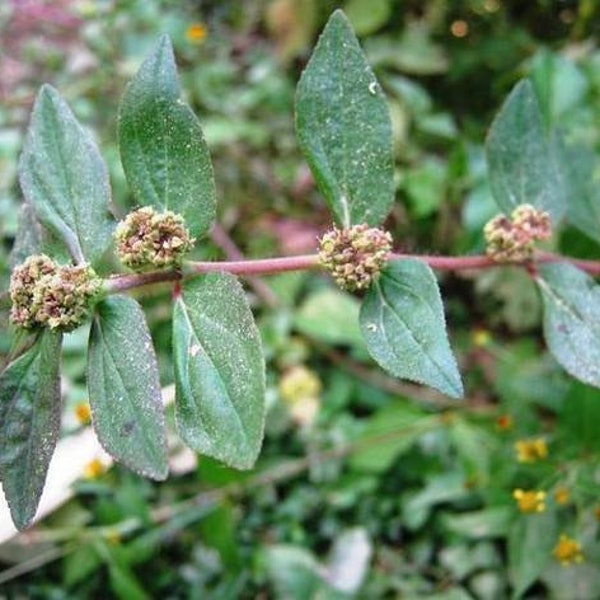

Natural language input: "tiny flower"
[484,214,533,263]
[594,507,600,521]
[115,207,194,270]
[496,414,513,431]
[318,224,392,291]
[9,255,101,331]
[554,486,570,506]
[553,534,584,566]
[186,22,208,44]
[472,327,491,348]
[483,204,552,263]
[74,401,92,426]
[513,489,546,513]
[511,204,552,241]
[515,438,548,463]
[279,365,322,405]
[83,458,107,480]
[279,366,322,427]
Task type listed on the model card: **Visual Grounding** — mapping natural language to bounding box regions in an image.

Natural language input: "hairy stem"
[100,251,600,296]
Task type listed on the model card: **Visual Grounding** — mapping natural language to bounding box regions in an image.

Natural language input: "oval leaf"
[295,10,394,227]
[359,259,463,398]
[18,85,115,265]
[173,274,266,469]
[536,262,600,389]
[118,35,216,238]
[0,330,62,530]
[88,295,168,480]
[485,79,567,223]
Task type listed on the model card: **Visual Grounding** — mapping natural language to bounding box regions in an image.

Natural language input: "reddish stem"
[101,251,600,296]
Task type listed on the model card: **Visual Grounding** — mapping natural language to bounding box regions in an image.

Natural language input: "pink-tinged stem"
[101,251,600,296]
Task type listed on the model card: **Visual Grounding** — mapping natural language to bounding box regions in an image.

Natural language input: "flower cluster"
[484,204,551,263]
[553,534,584,566]
[513,489,546,513]
[115,206,194,271]
[318,224,392,291]
[10,255,101,331]
[514,438,548,463]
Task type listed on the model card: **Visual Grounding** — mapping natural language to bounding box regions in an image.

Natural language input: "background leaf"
[508,511,558,598]
[9,204,71,268]
[359,259,463,398]
[536,262,600,389]
[485,79,567,222]
[88,295,168,480]
[295,9,394,227]
[118,35,216,238]
[173,274,265,470]
[18,85,115,265]
[0,329,62,530]
[560,144,600,244]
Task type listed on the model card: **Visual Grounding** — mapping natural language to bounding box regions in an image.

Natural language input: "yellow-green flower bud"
[10,255,101,331]
[115,207,194,271]
[318,224,392,291]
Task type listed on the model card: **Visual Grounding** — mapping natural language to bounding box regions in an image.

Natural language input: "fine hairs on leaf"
[2,10,600,535]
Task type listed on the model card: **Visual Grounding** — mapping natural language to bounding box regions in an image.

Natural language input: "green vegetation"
[1,1,600,597]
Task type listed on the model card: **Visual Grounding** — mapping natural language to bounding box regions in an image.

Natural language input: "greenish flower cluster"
[115,206,194,270]
[484,204,551,263]
[10,255,101,331]
[318,224,392,291]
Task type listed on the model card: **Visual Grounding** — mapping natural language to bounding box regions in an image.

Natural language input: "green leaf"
[18,85,114,265]
[10,204,71,268]
[0,329,62,530]
[349,402,434,472]
[344,0,391,36]
[485,79,567,223]
[295,9,394,227]
[359,259,463,398]
[294,288,364,348]
[508,511,557,598]
[118,35,216,238]
[173,274,266,469]
[88,295,168,480]
[536,262,600,389]
[561,144,600,244]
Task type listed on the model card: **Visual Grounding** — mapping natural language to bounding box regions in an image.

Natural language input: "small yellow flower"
[83,458,106,480]
[554,486,570,506]
[594,507,600,521]
[279,366,322,427]
[553,534,584,566]
[496,414,513,431]
[186,23,208,44]
[472,328,491,348]
[515,438,548,463]
[279,366,321,405]
[74,401,91,425]
[513,489,546,513]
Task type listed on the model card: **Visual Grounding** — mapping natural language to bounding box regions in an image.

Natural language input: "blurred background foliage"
[2,0,600,597]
